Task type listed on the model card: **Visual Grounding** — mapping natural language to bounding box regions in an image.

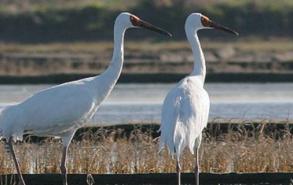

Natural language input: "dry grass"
[0,125,292,174]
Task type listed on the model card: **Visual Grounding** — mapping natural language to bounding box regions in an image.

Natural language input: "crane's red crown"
[130,15,141,26]
[201,15,212,27]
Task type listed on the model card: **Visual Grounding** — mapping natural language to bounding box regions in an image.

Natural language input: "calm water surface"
[0,83,293,125]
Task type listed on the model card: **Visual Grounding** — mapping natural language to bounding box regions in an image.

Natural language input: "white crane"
[0,12,171,185]
[159,13,238,185]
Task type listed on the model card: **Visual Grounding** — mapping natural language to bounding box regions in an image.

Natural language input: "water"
[0,83,293,126]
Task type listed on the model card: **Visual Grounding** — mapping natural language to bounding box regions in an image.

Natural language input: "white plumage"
[0,73,124,142]
[0,12,171,185]
[159,77,209,159]
[0,78,103,143]
[159,13,238,185]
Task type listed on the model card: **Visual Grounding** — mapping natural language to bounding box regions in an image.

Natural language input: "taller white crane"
[159,13,238,185]
[0,12,171,185]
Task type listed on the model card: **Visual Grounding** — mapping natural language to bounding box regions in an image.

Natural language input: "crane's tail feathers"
[189,140,195,155]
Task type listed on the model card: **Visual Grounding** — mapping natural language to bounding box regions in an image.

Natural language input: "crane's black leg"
[194,147,199,185]
[176,159,181,185]
[60,146,69,185]
[7,138,26,185]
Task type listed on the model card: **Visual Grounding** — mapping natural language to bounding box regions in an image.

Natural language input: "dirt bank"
[0,40,292,83]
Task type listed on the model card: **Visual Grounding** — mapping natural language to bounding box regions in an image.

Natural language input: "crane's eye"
[201,16,212,27]
[130,15,141,26]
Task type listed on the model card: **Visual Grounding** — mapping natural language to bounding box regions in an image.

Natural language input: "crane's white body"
[0,12,173,185]
[0,13,127,145]
[159,13,237,185]
[159,13,210,161]
[0,76,114,144]
[159,76,209,158]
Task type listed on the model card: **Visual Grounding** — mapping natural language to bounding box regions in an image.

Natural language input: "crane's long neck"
[93,23,126,90]
[186,29,206,82]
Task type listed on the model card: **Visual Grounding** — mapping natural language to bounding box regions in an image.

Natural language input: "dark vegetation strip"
[0,73,293,84]
[24,123,293,143]
[1,1,293,42]
[1,173,292,185]
[69,122,293,140]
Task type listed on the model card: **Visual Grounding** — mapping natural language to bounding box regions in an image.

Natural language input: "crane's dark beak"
[130,15,172,37]
[201,16,238,36]
[210,21,239,36]
[138,19,172,37]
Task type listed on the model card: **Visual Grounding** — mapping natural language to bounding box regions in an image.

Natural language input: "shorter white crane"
[159,13,238,185]
[0,12,171,185]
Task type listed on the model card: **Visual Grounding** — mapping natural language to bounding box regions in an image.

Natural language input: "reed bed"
[0,124,292,174]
